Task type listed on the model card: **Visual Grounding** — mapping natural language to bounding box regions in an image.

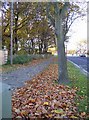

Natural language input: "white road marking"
[68,59,89,76]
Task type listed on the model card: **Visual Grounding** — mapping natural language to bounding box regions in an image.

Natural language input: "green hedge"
[6,55,32,64]
[6,54,52,65]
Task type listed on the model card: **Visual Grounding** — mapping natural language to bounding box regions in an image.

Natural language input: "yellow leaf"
[52,109,64,114]
[48,114,53,117]
[43,102,49,105]
[21,110,28,116]
[29,98,35,103]
[70,115,78,118]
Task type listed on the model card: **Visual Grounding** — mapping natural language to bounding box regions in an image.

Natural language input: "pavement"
[67,56,89,75]
[1,57,54,90]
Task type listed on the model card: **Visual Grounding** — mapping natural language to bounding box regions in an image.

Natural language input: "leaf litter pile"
[12,63,87,119]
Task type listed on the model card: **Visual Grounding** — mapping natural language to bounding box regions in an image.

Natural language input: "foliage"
[17,49,27,55]
[76,39,87,55]
[2,2,55,55]
[6,54,52,65]
[6,55,31,64]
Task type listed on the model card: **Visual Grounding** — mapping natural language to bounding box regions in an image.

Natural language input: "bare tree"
[46,2,85,84]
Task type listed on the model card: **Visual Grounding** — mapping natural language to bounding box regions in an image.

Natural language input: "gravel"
[1,57,54,90]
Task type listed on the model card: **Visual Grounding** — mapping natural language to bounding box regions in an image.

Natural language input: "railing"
[0,47,8,65]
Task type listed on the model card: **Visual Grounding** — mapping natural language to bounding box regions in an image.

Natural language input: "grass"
[2,64,19,73]
[67,61,88,113]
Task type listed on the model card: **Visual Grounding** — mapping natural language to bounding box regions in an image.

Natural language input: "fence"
[0,47,8,65]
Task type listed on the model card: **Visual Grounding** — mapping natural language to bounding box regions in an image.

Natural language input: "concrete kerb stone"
[68,59,89,76]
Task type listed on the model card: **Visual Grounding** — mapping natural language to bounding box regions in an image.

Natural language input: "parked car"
[80,54,86,57]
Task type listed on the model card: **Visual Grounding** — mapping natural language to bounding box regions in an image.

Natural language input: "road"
[67,56,89,74]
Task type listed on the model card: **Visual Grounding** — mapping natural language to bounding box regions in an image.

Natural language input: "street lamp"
[65,36,69,56]
[10,0,13,65]
[65,41,68,56]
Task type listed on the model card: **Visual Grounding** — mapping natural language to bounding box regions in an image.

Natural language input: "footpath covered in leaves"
[2,57,54,89]
[12,61,87,119]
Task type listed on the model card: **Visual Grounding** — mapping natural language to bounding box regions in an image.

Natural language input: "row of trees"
[2,2,55,55]
[1,2,85,83]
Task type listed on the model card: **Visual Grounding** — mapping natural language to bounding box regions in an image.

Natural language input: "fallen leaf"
[43,102,49,106]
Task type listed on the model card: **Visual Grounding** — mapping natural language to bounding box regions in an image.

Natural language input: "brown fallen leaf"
[12,59,87,119]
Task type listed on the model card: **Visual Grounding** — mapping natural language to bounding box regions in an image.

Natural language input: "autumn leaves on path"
[2,57,54,89]
[12,63,86,119]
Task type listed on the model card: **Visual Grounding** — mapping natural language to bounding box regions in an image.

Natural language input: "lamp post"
[10,0,13,65]
[65,42,67,56]
[65,36,69,56]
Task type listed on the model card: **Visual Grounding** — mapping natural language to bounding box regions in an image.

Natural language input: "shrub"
[6,54,52,65]
[6,55,32,64]
[17,49,27,55]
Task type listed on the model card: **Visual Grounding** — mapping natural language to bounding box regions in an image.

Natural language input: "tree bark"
[43,40,48,54]
[31,39,35,54]
[39,41,43,54]
[55,3,69,84]
[14,2,19,54]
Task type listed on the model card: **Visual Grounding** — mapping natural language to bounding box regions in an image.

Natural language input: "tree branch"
[60,2,70,17]
[46,3,55,27]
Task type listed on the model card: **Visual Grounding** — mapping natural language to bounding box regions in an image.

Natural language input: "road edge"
[68,59,89,76]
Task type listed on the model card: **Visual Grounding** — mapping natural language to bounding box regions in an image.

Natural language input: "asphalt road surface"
[67,56,89,73]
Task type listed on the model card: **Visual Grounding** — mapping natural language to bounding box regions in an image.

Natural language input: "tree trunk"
[14,3,19,54]
[31,39,35,54]
[39,40,43,54]
[55,6,69,84]
[43,41,48,54]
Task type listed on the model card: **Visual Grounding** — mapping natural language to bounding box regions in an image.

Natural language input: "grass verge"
[67,61,88,114]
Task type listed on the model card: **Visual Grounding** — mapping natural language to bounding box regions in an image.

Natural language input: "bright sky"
[67,16,87,50]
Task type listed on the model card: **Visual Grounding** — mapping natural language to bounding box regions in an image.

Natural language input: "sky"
[67,1,87,51]
[67,16,87,50]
